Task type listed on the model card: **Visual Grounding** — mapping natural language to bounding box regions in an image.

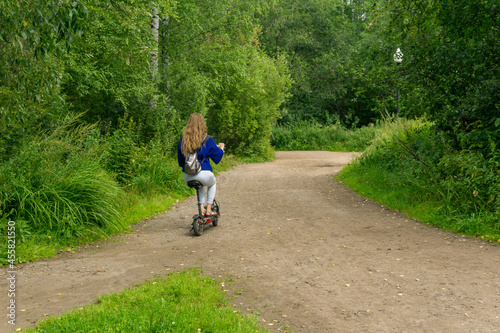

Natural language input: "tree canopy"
[1,0,498,156]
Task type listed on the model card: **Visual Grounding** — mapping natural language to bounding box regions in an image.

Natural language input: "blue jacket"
[177,135,224,173]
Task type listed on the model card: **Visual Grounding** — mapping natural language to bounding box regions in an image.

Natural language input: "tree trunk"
[160,15,170,101]
[150,7,159,109]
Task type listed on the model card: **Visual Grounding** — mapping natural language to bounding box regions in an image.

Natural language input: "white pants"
[183,171,217,204]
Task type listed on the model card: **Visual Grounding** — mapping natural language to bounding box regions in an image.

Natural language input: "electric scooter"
[187,180,220,236]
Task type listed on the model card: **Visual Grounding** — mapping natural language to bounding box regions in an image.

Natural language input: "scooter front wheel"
[211,200,220,227]
[192,217,204,236]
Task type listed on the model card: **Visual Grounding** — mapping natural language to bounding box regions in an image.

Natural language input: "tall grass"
[271,121,376,152]
[0,116,126,263]
[14,155,120,234]
[23,268,269,333]
[0,118,122,236]
[129,140,192,197]
[337,116,500,242]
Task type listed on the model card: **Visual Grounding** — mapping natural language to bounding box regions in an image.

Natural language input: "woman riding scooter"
[177,113,225,216]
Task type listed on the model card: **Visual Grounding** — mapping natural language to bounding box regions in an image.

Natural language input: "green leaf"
[495,118,500,127]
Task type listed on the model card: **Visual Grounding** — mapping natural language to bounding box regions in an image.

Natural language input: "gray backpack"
[184,136,208,175]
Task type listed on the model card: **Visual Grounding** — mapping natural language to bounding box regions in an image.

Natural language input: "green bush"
[437,146,500,220]
[0,1,87,161]
[206,45,291,158]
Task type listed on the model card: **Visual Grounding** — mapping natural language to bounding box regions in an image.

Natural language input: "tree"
[158,0,291,155]
[258,0,371,126]
[60,1,176,142]
[150,7,160,109]
[0,0,89,159]
[364,0,500,147]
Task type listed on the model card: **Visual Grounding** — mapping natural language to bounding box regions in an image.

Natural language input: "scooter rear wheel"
[192,217,204,236]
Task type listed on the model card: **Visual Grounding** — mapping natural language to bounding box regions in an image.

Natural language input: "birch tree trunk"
[150,7,159,109]
[160,15,170,100]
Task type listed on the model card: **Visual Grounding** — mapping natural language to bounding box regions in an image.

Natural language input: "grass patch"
[23,268,270,333]
[271,121,376,152]
[338,161,500,242]
[337,162,444,226]
[116,191,183,229]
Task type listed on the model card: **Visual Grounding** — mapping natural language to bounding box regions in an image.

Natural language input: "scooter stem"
[196,191,203,217]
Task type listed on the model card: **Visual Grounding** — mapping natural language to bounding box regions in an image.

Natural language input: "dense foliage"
[0,0,89,159]
[342,0,500,237]
[259,0,499,136]
[259,0,371,126]
[359,0,500,149]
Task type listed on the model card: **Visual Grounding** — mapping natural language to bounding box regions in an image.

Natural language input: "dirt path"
[2,151,499,332]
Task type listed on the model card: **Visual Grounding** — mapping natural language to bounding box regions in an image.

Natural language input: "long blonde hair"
[181,113,208,156]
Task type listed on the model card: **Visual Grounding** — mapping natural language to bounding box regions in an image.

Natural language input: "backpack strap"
[200,135,209,147]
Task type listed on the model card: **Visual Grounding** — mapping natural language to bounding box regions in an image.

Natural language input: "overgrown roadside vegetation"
[0,1,288,329]
[337,117,500,243]
[23,268,270,333]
